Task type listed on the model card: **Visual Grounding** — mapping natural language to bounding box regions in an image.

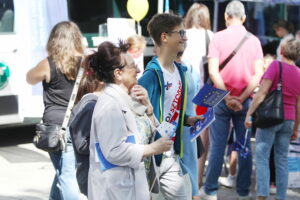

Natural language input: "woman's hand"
[151,137,173,154]
[291,130,298,141]
[131,85,153,114]
[131,85,150,105]
[244,115,252,129]
[143,137,173,157]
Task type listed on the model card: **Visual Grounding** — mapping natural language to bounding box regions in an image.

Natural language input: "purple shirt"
[263,60,300,120]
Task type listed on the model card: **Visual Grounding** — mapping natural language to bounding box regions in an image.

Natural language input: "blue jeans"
[49,144,79,200]
[204,99,252,196]
[256,120,294,200]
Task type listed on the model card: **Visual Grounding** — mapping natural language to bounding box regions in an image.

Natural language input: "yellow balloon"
[127,0,149,22]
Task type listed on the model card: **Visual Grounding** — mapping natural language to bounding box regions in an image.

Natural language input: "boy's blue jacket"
[138,56,190,166]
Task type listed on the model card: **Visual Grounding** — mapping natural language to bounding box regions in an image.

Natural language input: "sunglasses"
[165,29,186,38]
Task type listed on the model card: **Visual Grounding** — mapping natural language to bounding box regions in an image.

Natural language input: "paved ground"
[0,126,299,200]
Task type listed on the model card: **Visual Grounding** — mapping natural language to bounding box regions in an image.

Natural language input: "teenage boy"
[138,13,202,200]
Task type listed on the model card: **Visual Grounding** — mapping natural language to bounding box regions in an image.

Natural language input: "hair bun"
[88,53,100,70]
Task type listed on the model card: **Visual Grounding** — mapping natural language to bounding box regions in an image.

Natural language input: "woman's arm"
[143,137,173,158]
[244,78,273,128]
[95,100,172,168]
[26,58,50,85]
[291,94,300,140]
[131,84,157,125]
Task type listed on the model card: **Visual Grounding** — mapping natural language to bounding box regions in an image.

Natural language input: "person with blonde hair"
[245,39,300,200]
[127,35,147,77]
[182,3,213,192]
[26,21,84,200]
[183,2,213,91]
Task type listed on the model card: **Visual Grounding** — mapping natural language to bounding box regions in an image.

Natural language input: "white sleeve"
[92,100,144,169]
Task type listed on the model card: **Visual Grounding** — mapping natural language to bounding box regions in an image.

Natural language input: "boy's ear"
[160,32,168,44]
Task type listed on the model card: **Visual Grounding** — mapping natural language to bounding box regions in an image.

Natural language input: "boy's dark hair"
[147,13,183,46]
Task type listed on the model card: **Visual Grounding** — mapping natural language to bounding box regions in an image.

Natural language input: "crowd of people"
[26,0,300,200]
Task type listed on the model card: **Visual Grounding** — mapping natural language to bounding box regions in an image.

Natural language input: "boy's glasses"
[165,30,186,38]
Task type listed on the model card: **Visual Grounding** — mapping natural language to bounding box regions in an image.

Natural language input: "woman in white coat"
[87,41,173,200]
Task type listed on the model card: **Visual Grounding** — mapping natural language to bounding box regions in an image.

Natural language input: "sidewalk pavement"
[0,143,299,200]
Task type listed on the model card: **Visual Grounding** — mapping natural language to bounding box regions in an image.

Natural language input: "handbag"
[34,123,65,152]
[33,59,84,152]
[252,62,284,128]
[206,32,252,85]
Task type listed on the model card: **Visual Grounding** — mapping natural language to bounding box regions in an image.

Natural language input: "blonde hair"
[127,35,146,51]
[282,39,300,61]
[184,3,211,30]
[47,21,84,80]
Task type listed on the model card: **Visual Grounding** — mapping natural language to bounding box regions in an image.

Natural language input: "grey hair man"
[225,0,245,19]
[199,1,264,200]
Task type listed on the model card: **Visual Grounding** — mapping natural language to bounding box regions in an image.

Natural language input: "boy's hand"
[187,115,204,126]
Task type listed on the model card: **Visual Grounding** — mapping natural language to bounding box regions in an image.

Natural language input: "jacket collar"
[104,84,147,116]
[145,56,187,73]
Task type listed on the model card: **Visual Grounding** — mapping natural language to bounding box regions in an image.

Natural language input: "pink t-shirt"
[262,60,300,120]
[208,25,263,96]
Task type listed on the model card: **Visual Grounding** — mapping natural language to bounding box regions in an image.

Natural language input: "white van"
[0,0,68,127]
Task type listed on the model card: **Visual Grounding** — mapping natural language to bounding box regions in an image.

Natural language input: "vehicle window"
[0,0,14,33]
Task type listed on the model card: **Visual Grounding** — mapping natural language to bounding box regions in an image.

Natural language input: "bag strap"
[204,29,210,57]
[206,32,252,85]
[60,58,84,145]
[203,30,211,83]
[219,31,252,71]
[278,62,282,89]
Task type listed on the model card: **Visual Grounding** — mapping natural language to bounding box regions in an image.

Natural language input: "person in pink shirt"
[245,39,300,200]
[199,1,264,200]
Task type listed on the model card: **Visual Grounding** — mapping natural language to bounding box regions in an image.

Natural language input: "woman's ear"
[113,68,123,83]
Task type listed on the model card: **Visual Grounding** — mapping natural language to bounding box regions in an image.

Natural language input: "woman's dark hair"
[86,41,129,84]
[74,60,103,104]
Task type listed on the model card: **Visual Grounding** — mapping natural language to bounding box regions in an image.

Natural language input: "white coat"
[88,84,150,200]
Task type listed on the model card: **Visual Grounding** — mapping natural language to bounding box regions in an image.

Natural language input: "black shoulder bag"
[206,32,252,85]
[252,62,284,128]
[33,59,84,152]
